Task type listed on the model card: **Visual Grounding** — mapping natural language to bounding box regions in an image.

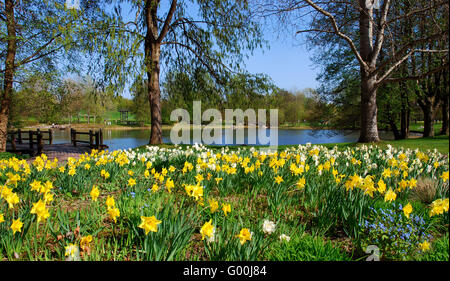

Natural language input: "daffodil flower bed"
[0,143,448,261]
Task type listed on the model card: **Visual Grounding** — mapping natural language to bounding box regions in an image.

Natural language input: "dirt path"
[25,143,93,164]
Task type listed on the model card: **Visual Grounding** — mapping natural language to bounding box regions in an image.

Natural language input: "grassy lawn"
[102,110,137,121]
[316,135,449,154]
[0,152,29,160]
[157,135,449,154]
[410,121,444,136]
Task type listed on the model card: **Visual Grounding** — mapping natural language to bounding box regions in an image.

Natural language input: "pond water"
[50,128,404,151]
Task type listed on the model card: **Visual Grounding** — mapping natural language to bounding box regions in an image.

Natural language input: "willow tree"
[0,0,102,151]
[90,0,263,144]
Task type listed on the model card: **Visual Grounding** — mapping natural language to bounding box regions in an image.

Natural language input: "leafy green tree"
[0,0,103,151]
[89,0,264,144]
[11,73,60,124]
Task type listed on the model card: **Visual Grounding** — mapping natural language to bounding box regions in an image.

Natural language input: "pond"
[50,128,405,151]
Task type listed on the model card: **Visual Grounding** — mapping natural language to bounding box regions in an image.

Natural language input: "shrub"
[359,203,433,260]
[410,178,438,204]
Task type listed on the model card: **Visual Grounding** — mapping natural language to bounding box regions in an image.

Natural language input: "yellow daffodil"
[200,220,215,241]
[106,196,115,209]
[377,179,386,194]
[68,168,76,176]
[30,199,50,223]
[11,218,23,234]
[128,178,136,187]
[6,192,19,209]
[29,180,42,192]
[166,178,174,193]
[384,189,397,202]
[274,175,283,185]
[208,199,219,213]
[403,203,413,219]
[80,235,93,248]
[382,168,392,178]
[296,177,306,190]
[138,216,162,235]
[108,207,120,223]
[44,192,54,203]
[195,174,204,183]
[429,198,449,216]
[222,203,231,216]
[419,241,430,251]
[236,228,252,245]
[90,185,100,202]
[441,171,449,182]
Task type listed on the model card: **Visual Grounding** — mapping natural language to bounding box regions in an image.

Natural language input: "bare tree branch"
[15,33,61,67]
[303,0,369,71]
[370,0,391,66]
[157,0,177,43]
[385,62,449,83]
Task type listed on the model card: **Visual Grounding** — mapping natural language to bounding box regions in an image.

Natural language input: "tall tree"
[254,0,448,142]
[90,0,264,144]
[0,0,101,151]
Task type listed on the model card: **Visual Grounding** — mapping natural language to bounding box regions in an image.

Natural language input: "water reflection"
[50,128,401,151]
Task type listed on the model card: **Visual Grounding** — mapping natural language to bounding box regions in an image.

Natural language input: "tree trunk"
[399,81,409,139]
[400,107,408,139]
[440,69,449,135]
[389,119,401,140]
[440,94,449,135]
[0,0,17,152]
[145,0,163,144]
[419,98,435,137]
[147,43,162,144]
[387,104,401,140]
[358,72,380,142]
[357,2,380,143]
[423,105,434,137]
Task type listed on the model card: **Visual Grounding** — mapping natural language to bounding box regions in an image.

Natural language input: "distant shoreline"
[22,123,424,135]
[23,122,318,131]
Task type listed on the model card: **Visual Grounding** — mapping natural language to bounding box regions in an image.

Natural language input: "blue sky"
[120,36,320,99]
[242,37,319,93]
[70,1,320,99]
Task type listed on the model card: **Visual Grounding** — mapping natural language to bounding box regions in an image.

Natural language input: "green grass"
[102,110,137,121]
[265,234,352,261]
[134,134,449,155]
[415,233,449,261]
[376,135,449,154]
[410,121,444,135]
[0,152,29,160]
[317,135,449,154]
[279,135,449,154]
